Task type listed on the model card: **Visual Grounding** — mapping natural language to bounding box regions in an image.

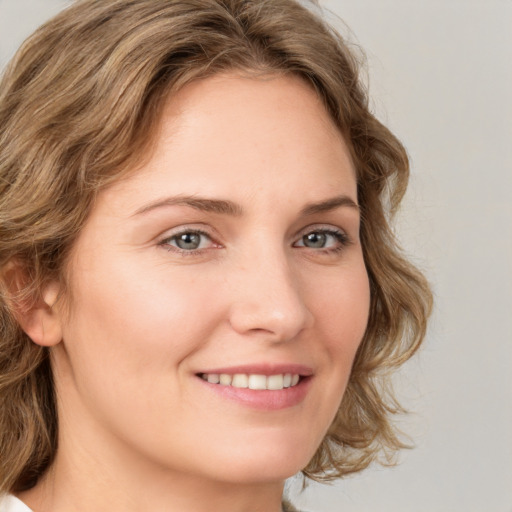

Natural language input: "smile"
[200,373,301,390]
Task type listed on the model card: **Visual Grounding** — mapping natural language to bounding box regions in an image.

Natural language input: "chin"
[211,461,306,485]
[201,438,318,485]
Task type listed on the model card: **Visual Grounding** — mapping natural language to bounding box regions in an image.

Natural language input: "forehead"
[97,73,357,216]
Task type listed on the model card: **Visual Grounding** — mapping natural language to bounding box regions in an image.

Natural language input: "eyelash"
[158,227,352,257]
[294,228,352,255]
[159,228,216,257]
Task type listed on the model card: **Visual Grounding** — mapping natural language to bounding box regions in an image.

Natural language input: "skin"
[19,74,370,512]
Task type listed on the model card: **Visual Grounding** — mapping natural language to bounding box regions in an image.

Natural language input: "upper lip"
[196,363,314,377]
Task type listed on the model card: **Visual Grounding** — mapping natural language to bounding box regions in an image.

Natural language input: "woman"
[0,1,432,511]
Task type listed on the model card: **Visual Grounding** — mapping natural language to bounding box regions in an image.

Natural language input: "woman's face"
[51,74,370,485]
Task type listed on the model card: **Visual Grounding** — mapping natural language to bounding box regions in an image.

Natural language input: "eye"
[294,228,350,252]
[160,229,216,253]
[301,232,331,249]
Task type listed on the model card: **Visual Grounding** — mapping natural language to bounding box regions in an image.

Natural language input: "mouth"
[198,372,302,391]
[195,365,313,410]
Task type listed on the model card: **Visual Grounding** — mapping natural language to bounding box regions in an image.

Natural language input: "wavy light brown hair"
[0,0,432,494]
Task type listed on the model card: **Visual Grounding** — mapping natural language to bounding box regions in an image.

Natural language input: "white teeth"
[248,374,267,390]
[207,373,220,384]
[267,374,284,390]
[231,374,249,388]
[219,374,232,386]
[202,372,302,390]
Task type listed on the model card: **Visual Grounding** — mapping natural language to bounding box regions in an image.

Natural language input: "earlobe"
[1,262,63,347]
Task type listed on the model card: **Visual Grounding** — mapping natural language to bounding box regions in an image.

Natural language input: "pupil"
[177,233,200,250]
[304,232,326,248]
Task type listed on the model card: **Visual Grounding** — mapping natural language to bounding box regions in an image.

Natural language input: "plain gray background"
[1,1,511,511]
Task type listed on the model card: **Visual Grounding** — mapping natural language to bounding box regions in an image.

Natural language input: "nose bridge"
[228,240,312,341]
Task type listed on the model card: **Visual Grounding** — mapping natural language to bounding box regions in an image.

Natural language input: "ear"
[21,282,63,347]
[2,262,63,347]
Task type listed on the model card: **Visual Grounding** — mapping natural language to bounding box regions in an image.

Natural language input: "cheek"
[60,255,224,389]
[310,262,370,359]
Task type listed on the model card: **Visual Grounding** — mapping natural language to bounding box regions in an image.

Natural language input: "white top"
[0,495,32,512]
[0,493,298,511]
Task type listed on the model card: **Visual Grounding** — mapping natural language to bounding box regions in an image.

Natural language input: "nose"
[227,249,313,343]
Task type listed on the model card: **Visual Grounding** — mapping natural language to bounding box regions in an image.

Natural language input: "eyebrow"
[300,195,359,216]
[133,194,359,217]
[133,195,244,217]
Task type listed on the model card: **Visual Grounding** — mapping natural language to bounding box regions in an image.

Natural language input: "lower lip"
[197,376,312,411]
